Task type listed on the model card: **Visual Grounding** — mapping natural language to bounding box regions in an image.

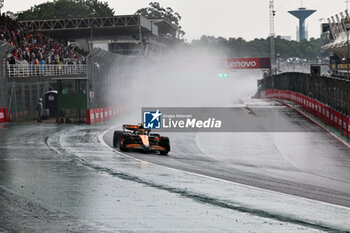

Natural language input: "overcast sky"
[1,0,347,41]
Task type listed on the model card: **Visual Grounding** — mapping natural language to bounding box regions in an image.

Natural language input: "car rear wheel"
[159,136,170,156]
[113,131,123,147]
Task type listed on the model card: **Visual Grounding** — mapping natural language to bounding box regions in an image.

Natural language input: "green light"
[258,84,262,88]
[218,73,229,78]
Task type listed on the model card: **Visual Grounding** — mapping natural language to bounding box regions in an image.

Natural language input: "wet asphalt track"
[104,99,350,208]
[1,99,350,232]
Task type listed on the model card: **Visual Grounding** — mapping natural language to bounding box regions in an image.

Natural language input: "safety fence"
[0,108,10,123]
[263,73,350,115]
[7,64,87,77]
[265,89,350,140]
[6,80,51,122]
[87,48,144,110]
[57,108,87,124]
[86,106,119,124]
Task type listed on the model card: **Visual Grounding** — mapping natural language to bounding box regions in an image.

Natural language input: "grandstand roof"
[19,15,177,41]
[150,19,177,37]
[321,10,350,60]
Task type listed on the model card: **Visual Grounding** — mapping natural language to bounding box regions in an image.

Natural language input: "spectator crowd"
[0,13,85,66]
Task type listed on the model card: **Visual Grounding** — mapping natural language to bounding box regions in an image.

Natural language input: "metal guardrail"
[7,64,87,77]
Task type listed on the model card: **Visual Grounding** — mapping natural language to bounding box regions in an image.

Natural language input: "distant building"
[322,11,350,74]
[281,36,292,41]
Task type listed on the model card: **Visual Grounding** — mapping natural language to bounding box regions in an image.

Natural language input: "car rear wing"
[122,124,151,132]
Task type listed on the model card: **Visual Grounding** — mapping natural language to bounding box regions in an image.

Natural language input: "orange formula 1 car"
[113,124,170,155]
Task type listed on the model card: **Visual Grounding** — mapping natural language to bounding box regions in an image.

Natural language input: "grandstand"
[1,14,84,64]
[0,13,88,122]
[19,15,177,56]
[321,10,350,75]
[1,13,177,79]
[0,12,178,122]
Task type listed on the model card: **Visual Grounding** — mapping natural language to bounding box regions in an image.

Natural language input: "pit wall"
[0,108,10,123]
[86,106,119,125]
[265,89,350,140]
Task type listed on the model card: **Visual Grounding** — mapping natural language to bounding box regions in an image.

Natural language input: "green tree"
[191,35,322,60]
[17,0,114,20]
[135,2,185,39]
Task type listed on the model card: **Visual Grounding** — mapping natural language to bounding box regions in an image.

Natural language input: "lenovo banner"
[224,57,270,69]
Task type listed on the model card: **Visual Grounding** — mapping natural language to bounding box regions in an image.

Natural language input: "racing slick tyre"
[113,131,123,148]
[119,134,129,152]
[159,136,170,155]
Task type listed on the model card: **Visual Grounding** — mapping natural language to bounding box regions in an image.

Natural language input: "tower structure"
[269,0,275,75]
[288,6,316,41]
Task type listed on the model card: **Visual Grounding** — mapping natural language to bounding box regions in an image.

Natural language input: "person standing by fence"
[36,98,43,122]
[40,59,45,75]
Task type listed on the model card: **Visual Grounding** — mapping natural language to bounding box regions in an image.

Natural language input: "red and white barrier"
[108,107,112,120]
[95,108,100,123]
[343,115,348,136]
[86,109,95,124]
[0,108,9,123]
[338,112,343,132]
[334,111,338,130]
[86,106,119,125]
[326,106,330,126]
[0,108,4,123]
[99,108,103,122]
[103,108,107,121]
[348,117,350,140]
[265,89,350,140]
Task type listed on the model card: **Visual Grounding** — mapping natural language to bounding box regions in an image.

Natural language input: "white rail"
[7,64,87,77]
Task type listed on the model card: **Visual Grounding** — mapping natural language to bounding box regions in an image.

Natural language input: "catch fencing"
[7,80,51,121]
[264,89,350,140]
[7,64,87,77]
[263,73,350,115]
[0,41,12,122]
[5,63,87,122]
[86,48,144,124]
